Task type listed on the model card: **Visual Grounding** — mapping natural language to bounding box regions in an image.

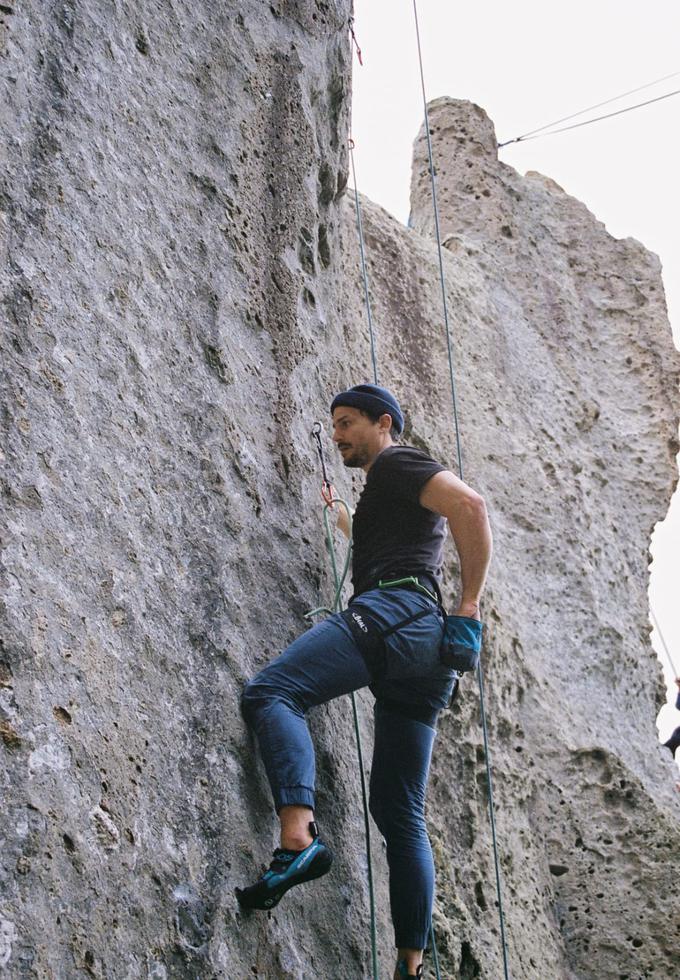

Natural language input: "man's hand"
[454,600,481,622]
[674,677,680,690]
[320,483,352,540]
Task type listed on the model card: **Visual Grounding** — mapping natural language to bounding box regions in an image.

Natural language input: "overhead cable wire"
[499,85,680,147]
[411,3,511,978]
[499,67,680,147]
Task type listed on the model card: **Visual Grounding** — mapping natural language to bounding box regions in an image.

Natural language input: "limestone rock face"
[1,3,365,977]
[338,161,680,975]
[1,3,679,977]
[365,97,679,977]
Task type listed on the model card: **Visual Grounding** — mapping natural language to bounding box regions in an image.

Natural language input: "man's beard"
[339,443,370,468]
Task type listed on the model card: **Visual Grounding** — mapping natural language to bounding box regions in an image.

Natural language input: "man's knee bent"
[240,674,307,728]
[240,678,269,727]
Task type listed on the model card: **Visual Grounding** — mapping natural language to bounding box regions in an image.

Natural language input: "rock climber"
[663,677,680,758]
[236,383,493,980]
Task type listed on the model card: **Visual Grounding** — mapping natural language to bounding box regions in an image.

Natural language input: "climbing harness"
[411,2,510,974]
[378,575,439,604]
[378,576,483,676]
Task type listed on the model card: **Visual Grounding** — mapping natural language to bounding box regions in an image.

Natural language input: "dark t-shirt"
[351,446,447,596]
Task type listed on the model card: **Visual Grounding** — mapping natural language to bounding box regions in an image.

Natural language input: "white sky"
[351,0,680,744]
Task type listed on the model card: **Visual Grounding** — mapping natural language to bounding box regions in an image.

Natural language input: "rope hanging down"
[348,139,443,980]
[305,20,388,977]
[499,84,680,147]
[348,23,443,977]
[651,605,678,678]
[411,2,511,978]
[347,129,382,980]
[349,139,379,385]
[308,425,380,980]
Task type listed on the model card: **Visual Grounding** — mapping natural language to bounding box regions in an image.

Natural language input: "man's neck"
[362,440,395,474]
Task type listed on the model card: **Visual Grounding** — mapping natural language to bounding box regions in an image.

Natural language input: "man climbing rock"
[663,677,680,758]
[237,384,493,980]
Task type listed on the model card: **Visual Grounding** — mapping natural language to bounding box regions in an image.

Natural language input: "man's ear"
[379,413,393,432]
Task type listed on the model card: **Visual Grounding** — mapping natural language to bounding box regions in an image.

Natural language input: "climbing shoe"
[396,961,423,980]
[235,822,333,911]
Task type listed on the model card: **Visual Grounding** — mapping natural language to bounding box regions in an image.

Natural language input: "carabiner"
[311,421,332,490]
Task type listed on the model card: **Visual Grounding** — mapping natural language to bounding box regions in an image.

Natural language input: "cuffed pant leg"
[241,616,372,812]
[369,700,437,950]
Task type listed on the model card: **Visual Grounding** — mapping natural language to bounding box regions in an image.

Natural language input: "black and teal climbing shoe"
[396,961,423,980]
[235,823,333,911]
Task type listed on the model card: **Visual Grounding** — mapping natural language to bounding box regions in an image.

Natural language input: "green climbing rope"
[305,494,380,980]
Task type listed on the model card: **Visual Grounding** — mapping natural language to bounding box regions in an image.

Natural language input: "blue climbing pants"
[241,587,456,950]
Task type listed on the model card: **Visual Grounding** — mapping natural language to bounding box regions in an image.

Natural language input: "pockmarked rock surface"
[1,2,679,976]
[1,2,368,977]
[337,99,680,978]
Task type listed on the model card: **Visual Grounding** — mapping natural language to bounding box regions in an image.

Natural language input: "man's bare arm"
[321,486,353,540]
[419,470,492,620]
[333,502,353,540]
